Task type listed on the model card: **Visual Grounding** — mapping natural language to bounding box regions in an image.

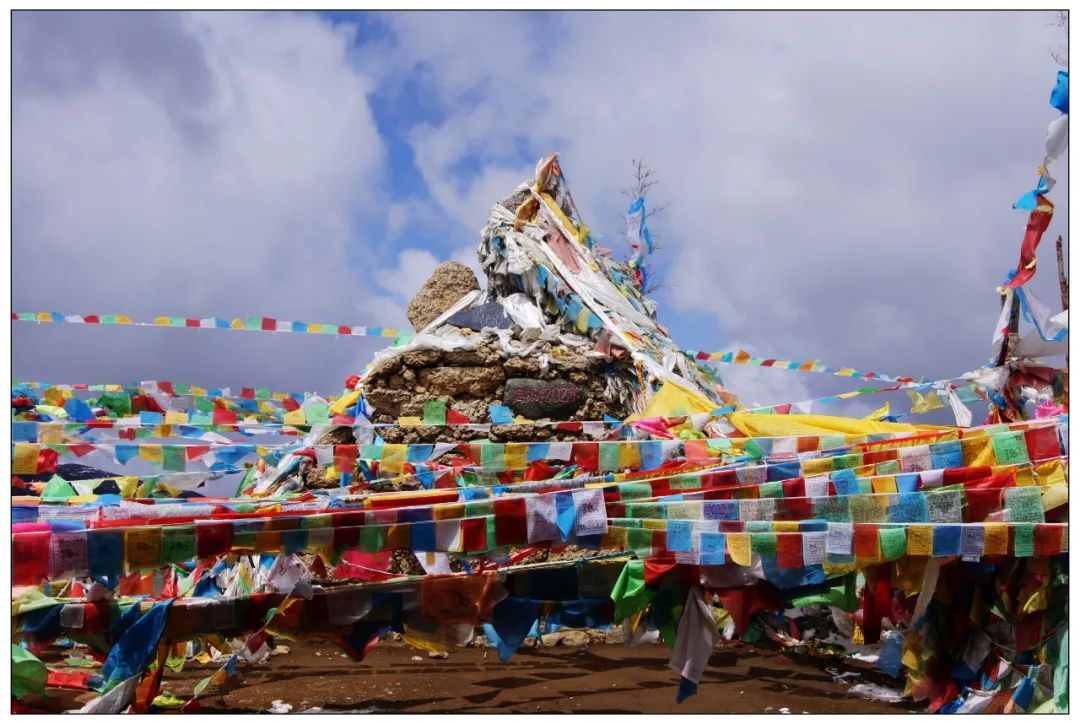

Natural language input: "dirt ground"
[44,638,919,714]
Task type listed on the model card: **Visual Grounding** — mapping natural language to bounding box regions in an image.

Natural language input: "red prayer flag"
[12,531,51,585]
[446,409,470,425]
[196,521,234,558]
[853,523,880,559]
[461,517,487,551]
[493,498,527,546]
[212,408,238,425]
[1006,196,1054,289]
[776,533,803,569]
[1025,425,1061,462]
[1034,524,1063,556]
[571,442,599,473]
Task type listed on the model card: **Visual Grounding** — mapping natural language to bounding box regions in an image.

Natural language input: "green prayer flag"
[876,459,901,475]
[626,528,654,559]
[598,442,621,472]
[1005,487,1045,523]
[610,559,655,622]
[422,399,447,426]
[465,501,494,518]
[751,533,778,557]
[834,453,861,470]
[303,401,330,425]
[820,435,845,450]
[743,440,764,460]
[481,443,506,472]
[11,645,47,701]
[42,475,76,500]
[162,446,186,472]
[359,526,386,553]
[759,481,783,499]
[992,431,1030,465]
[1013,524,1036,557]
[618,482,653,501]
[879,527,907,561]
[98,392,132,417]
[162,525,196,564]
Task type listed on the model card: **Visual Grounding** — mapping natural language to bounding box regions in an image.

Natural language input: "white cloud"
[12,11,402,393]
[373,245,483,303]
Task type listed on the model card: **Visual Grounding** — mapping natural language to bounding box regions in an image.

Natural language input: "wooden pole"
[1056,235,1068,310]
[995,289,1021,368]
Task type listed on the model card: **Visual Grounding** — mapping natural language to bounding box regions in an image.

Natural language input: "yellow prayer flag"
[773,521,800,532]
[872,476,898,494]
[801,458,834,477]
[642,519,666,530]
[901,631,923,671]
[505,443,528,471]
[728,533,752,566]
[983,524,1008,556]
[282,409,306,426]
[153,317,171,326]
[1035,459,1067,487]
[139,444,162,463]
[164,411,188,425]
[619,442,641,470]
[330,389,361,415]
[602,527,628,551]
[118,477,139,497]
[125,527,163,570]
[399,416,422,427]
[906,525,933,556]
[907,390,945,414]
[962,436,996,467]
[1010,467,1037,487]
[380,444,407,475]
[38,423,64,445]
[863,402,890,420]
[1042,484,1068,513]
[432,503,464,520]
[43,387,67,406]
[13,444,39,474]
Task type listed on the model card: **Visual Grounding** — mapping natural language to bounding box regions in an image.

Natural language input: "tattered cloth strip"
[1004,69,1068,290]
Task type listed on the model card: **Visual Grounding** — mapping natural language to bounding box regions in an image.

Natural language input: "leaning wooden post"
[1056,235,1068,310]
[995,288,1021,368]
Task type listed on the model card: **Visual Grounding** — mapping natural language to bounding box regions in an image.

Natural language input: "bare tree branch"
[1050,10,1068,67]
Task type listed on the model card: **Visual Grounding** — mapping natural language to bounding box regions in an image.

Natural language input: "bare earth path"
[129,639,919,714]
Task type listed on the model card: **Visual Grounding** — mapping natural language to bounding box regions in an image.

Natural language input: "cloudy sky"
[12,10,1069,421]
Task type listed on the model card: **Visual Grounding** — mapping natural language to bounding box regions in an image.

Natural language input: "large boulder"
[406,261,480,331]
